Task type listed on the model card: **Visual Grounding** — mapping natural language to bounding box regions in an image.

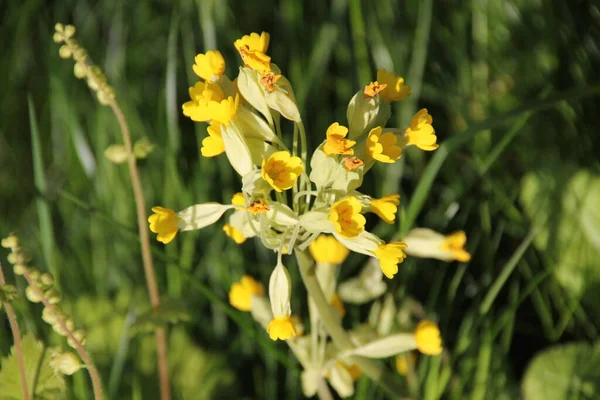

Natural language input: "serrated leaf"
[522,342,600,400]
[129,299,192,336]
[520,167,600,298]
[0,334,66,400]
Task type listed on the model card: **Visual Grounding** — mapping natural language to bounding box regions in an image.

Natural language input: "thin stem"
[109,102,171,400]
[0,263,30,400]
[22,270,103,400]
[317,379,334,400]
[295,249,411,400]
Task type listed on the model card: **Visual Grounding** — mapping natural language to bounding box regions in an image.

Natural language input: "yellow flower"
[323,122,356,156]
[404,109,438,151]
[370,194,400,224]
[231,192,246,206]
[247,200,270,215]
[193,50,226,80]
[414,320,442,355]
[148,207,180,244]
[201,120,225,157]
[366,126,402,163]
[330,293,345,317]
[377,69,411,102]
[373,242,407,279]
[234,32,271,73]
[182,81,239,124]
[228,275,265,312]
[363,81,387,98]
[395,353,416,376]
[261,151,304,192]
[266,316,297,341]
[441,231,471,262]
[343,156,364,171]
[309,235,350,264]
[223,224,246,244]
[259,72,282,93]
[328,196,366,238]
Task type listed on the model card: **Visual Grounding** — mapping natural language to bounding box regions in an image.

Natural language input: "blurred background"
[1,0,600,399]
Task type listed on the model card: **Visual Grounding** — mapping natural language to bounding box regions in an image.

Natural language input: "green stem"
[295,250,410,400]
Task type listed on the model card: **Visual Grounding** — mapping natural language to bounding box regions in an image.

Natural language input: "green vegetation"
[1,0,599,398]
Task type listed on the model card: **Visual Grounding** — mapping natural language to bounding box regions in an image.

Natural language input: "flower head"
[402,228,471,262]
[309,235,350,264]
[266,316,297,340]
[261,151,304,192]
[328,197,366,238]
[229,275,265,312]
[323,122,356,156]
[405,109,438,151]
[183,82,240,124]
[377,69,411,102]
[193,50,226,80]
[363,81,387,98]
[247,199,270,215]
[414,320,442,355]
[223,224,246,244]
[259,72,282,93]
[234,32,271,73]
[366,126,402,163]
[201,120,225,157]
[148,207,180,244]
[370,194,400,224]
[373,242,407,279]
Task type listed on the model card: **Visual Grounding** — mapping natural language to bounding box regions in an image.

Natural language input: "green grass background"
[1,0,600,398]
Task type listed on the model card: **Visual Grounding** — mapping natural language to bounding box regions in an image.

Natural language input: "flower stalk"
[295,249,408,399]
[0,262,30,400]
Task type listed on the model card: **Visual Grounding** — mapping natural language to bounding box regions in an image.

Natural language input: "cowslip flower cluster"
[148,31,471,398]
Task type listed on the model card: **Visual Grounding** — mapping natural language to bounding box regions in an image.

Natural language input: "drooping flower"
[404,109,438,151]
[193,50,226,81]
[402,228,471,262]
[229,275,265,312]
[223,223,246,244]
[373,242,407,279]
[201,120,225,157]
[261,151,304,192]
[234,32,271,73]
[414,320,442,355]
[366,126,402,163]
[309,235,350,264]
[369,194,400,224]
[323,122,356,156]
[328,197,366,238]
[148,207,180,244]
[377,69,411,102]
[267,261,296,341]
[182,82,240,124]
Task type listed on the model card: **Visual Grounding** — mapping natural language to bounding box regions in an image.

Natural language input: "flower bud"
[25,285,43,303]
[1,235,19,249]
[68,329,87,348]
[104,144,129,164]
[40,273,54,288]
[13,264,26,275]
[45,288,61,304]
[59,45,72,59]
[50,351,82,375]
[42,306,63,325]
[73,62,88,79]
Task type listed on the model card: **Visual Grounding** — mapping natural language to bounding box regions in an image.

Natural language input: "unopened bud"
[1,235,19,249]
[25,285,43,303]
[133,137,155,159]
[53,32,64,43]
[50,351,82,375]
[59,45,72,59]
[104,144,129,164]
[13,264,27,275]
[28,267,40,280]
[63,25,76,39]
[74,62,88,79]
[42,306,63,325]
[68,329,87,348]
[40,273,54,288]
[45,288,61,304]
[55,23,64,32]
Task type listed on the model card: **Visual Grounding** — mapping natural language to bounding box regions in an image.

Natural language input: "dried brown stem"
[109,101,171,400]
[0,262,30,400]
[22,270,103,400]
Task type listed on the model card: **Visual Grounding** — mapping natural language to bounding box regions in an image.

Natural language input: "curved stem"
[109,102,171,400]
[22,270,103,400]
[295,250,411,400]
[0,263,30,400]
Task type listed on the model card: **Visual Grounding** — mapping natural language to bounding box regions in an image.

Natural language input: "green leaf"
[522,342,600,400]
[0,334,66,400]
[520,167,600,298]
